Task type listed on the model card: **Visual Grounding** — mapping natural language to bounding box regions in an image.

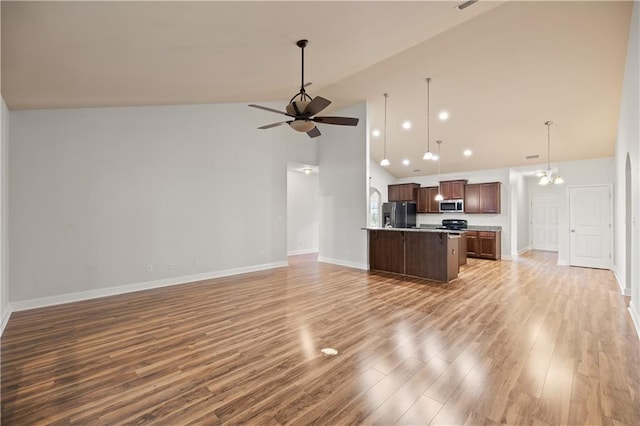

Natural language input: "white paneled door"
[569,185,612,269]
[531,196,559,251]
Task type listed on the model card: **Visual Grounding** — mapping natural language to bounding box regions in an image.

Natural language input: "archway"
[369,187,382,227]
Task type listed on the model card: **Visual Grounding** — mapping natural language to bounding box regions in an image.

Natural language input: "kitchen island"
[363,227,461,282]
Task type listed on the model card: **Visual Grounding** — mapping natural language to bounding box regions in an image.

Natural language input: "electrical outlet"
[146,264,153,272]
[168,263,174,270]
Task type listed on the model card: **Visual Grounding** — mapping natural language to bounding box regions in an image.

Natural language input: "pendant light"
[380,93,390,167]
[539,121,564,185]
[423,78,434,161]
[434,140,444,201]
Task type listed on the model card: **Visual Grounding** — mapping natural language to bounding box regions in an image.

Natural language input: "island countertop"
[362,227,462,236]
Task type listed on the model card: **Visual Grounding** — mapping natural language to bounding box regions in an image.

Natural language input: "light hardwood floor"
[2,251,639,425]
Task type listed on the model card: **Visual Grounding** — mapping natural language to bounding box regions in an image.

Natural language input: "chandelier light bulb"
[380,158,390,167]
[423,151,433,160]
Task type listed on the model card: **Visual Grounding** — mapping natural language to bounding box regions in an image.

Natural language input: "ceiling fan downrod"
[292,39,311,103]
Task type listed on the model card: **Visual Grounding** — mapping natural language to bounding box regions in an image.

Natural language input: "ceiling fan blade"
[302,96,331,116]
[306,127,321,138]
[258,121,290,129]
[313,116,360,126]
[249,104,293,117]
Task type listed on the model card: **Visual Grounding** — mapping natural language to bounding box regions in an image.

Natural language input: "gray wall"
[8,101,315,306]
[318,102,368,269]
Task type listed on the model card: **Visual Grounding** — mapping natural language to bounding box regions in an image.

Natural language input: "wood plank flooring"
[2,251,639,425]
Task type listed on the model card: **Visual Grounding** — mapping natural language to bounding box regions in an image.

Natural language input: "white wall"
[9,101,313,307]
[395,167,512,257]
[614,2,639,334]
[527,157,615,266]
[318,102,368,269]
[287,170,319,255]
[509,169,530,256]
[1,98,9,332]
[369,158,395,204]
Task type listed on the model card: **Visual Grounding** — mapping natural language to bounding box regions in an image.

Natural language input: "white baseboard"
[1,305,11,337]
[317,256,368,270]
[501,254,512,260]
[613,269,632,296]
[287,248,319,256]
[9,261,288,313]
[629,303,640,340]
[557,259,568,266]
[509,247,530,258]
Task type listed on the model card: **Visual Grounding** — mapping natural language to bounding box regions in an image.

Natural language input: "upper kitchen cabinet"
[464,182,501,214]
[388,183,420,202]
[438,180,467,200]
[417,187,440,213]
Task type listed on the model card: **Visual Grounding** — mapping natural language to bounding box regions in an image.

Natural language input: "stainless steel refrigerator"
[381,202,417,228]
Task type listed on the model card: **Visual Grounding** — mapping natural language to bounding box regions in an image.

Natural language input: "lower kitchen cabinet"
[367,229,459,282]
[369,229,405,274]
[405,231,458,282]
[465,230,501,260]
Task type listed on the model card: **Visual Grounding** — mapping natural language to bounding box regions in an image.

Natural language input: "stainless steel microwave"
[439,199,464,212]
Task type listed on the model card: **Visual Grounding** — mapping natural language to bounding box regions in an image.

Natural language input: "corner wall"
[1,98,9,332]
[613,1,639,335]
[317,102,368,269]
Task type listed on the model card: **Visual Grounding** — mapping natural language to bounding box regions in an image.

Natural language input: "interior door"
[531,196,559,251]
[569,186,612,269]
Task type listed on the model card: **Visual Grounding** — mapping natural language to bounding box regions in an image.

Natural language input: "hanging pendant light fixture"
[423,78,434,161]
[435,140,444,201]
[380,93,390,167]
[539,121,563,185]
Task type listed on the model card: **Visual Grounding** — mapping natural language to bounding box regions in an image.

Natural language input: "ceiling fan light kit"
[249,39,359,139]
[539,120,563,185]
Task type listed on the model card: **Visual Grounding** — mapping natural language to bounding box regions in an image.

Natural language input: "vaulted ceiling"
[1,1,633,177]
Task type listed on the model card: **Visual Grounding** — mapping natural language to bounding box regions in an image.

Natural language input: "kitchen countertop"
[362,227,460,237]
[418,224,503,232]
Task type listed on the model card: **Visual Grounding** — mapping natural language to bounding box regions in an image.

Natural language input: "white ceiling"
[1,1,633,178]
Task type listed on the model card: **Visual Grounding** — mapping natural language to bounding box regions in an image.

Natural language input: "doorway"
[286,165,319,256]
[531,196,559,251]
[569,185,612,269]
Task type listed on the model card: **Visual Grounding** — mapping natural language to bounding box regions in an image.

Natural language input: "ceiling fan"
[249,39,359,138]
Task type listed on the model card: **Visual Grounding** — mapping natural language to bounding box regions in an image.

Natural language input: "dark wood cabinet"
[465,230,501,260]
[457,232,467,266]
[466,231,479,257]
[417,187,440,213]
[388,183,420,202]
[464,182,501,214]
[439,180,467,200]
[367,229,459,282]
[369,230,405,274]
